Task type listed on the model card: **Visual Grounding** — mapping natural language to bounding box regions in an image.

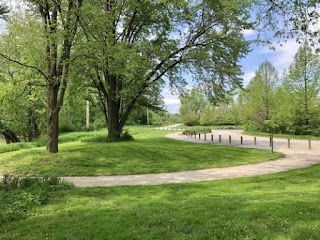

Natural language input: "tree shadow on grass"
[1,177,320,240]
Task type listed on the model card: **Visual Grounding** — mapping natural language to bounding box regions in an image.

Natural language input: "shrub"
[120,129,134,141]
[183,126,212,135]
[91,118,106,131]
[0,175,72,224]
[181,114,200,126]
[59,122,77,133]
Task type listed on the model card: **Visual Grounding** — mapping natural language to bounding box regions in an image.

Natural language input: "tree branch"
[0,53,49,81]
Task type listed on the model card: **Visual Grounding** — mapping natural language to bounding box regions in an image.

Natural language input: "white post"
[86,100,90,132]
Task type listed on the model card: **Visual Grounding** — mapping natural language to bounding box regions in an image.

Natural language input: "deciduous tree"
[283,43,320,134]
[79,0,251,139]
[0,0,83,152]
[240,60,279,130]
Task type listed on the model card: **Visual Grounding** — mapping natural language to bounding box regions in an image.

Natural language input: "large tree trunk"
[46,83,60,153]
[107,103,122,140]
[107,74,122,140]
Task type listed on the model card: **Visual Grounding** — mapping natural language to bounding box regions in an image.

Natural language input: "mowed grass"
[244,130,320,140]
[0,127,281,176]
[1,165,319,239]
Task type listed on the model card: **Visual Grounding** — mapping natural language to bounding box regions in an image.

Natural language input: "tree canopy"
[3,0,320,151]
[76,0,251,139]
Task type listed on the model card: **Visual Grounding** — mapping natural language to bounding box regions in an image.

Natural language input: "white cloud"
[242,29,256,37]
[271,40,300,71]
[161,87,181,113]
[258,39,300,72]
[164,97,180,106]
[242,71,256,87]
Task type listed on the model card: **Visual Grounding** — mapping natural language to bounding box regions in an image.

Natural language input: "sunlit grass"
[1,164,319,239]
[0,127,281,176]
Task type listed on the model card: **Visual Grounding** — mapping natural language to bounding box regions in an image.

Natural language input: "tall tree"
[241,60,279,130]
[0,13,47,142]
[180,89,206,126]
[0,0,83,153]
[79,0,251,139]
[283,43,320,133]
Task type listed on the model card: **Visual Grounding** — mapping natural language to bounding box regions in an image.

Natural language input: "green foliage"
[254,1,320,47]
[0,175,72,224]
[181,113,200,126]
[239,48,320,137]
[0,14,46,141]
[180,89,239,126]
[179,89,206,126]
[91,118,106,131]
[77,0,251,139]
[1,0,252,148]
[240,60,279,130]
[281,43,320,135]
[0,3,9,19]
[183,126,212,135]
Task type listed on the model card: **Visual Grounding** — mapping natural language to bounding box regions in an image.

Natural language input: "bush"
[59,122,77,133]
[183,126,212,135]
[181,114,200,126]
[91,118,106,131]
[0,175,72,224]
[120,129,134,141]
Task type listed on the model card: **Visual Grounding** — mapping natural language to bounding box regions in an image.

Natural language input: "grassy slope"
[1,165,319,240]
[0,127,281,176]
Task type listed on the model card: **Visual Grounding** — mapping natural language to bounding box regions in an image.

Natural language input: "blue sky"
[162,30,301,113]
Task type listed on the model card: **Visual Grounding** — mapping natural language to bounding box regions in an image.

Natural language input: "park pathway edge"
[61,129,320,187]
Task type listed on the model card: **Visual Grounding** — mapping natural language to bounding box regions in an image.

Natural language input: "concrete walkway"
[62,129,320,187]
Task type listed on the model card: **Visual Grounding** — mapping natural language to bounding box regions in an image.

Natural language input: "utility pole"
[86,100,90,132]
[165,105,168,125]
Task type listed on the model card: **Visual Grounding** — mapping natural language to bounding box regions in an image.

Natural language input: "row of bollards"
[185,132,313,152]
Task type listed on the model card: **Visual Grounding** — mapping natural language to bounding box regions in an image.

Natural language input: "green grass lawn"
[0,127,281,176]
[1,164,319,239]
[244,130,320,140]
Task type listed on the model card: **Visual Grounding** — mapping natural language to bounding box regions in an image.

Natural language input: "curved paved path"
[63,129,320,187]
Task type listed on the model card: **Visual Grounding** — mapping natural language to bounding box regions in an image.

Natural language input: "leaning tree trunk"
[0,122,20,144]
[2,129,20,144]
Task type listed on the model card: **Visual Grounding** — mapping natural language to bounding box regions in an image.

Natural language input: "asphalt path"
[61,129,320,187]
